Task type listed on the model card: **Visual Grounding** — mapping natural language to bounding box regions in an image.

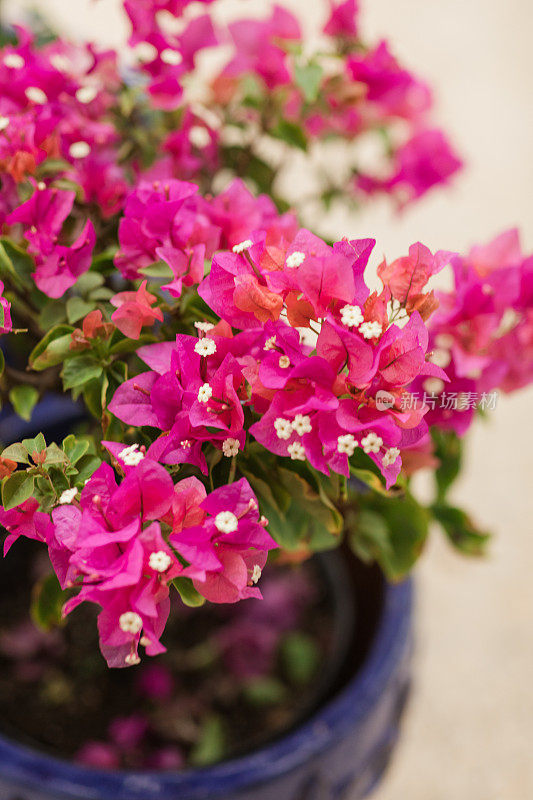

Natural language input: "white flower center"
[198,383,213,403]
[160,48,183,66]
[423,377,445,394]
[68,141,91,159]
[215,511,239,534]
[189,125,211,149]
[125,653,141,666]
[119,611,143,635]
[75,85,98,104]
[361,432,383,454]
[274,417,293,440]
[118,443,144,466]
[429,348,451,368]
[264,336,276,351]
[194,338,217,356]
[382,447,401,466]
[4,54,24,69]
[59,487,78,505]
[232,239,253,253]
[194,320,215,332]
[0,116,9,131]
[359,321,383,340]
[292,414,312,436]
[25,87,47,105]
[337,434,358,456]
[222,438,240,457]
[286,251,306,268]
[340,304,364,328]
[251,564,262,584]
[149,551,172,572]
[278,355,291,369]
[287,441,306,461]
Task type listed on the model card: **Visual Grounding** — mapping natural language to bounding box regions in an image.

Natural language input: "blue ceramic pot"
[0,399,414,800]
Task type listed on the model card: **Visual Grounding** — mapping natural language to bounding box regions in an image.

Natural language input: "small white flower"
[286,251,306,269]
[429,348,451,368]
[251,564,262,584]
[274,417,293,440]
[160,48,183,66]
[59,487,78,505]
[118,443,144,466]
[149,551,172,573]
[125,653,141,666]
[68,141,91,159]
[4,54,24,69]
[382,447,401,466]
[278,355,291,369]
[194,338,217,356]
[25,87,47,105]
[198,383,213,403]
[75,85,98,104]
[232,239,253,254]
[264,336,276,351]
[119,611,143,635]
[0,116,9,131]
[222,438,240,457]
[180,439,192,449]
[194,320,215,332]
[287,441,306,461]
[189,125,211,149]
[337,434,358,457]
[359,321,383,340]
[435,333,455,349]
[37,181,46,190]
[135,42,159,62]
[50,54,70,72]
[423,377,445,394]
[340,304,364,328]
[215,510,239,534]
[361,432,383,454]
[292,414,312,436]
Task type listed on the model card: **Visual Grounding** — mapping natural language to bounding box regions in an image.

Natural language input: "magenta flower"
[324,0,359,39]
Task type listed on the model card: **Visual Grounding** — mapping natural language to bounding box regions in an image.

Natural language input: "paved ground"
[4,1,533,796]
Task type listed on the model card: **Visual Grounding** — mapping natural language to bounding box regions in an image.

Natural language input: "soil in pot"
[0,538,373,772]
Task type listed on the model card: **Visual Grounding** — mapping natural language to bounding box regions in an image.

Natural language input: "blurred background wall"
[3,1,532,796]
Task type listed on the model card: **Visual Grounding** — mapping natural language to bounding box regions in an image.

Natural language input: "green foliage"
[62,355,103,390]
[9,385,39,421]
[29,325,74,371]
[432,503,490,556]
[280,632,320,685]
[270,119,308,151]
[172,577,206,607]
[348,489,430,581]
[1,471,35,511]
[190,715,225,767]
[432,428,463,501]
[242,677,287,706]
[30,573,68,631]
[294,62,323,102]
[0,238,34,289]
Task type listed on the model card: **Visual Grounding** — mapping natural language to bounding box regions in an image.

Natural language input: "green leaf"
[139,261,173,279]
[350,466,391,497]
[431,428,463,502]
[74,454,101,485]
[44,442,68,466]
[172,576,206,607]
[0,348,4,377]
[8,385,39,422]
[74,271,104,294]
[432,503,490,556]
[66,296,95,324]
[29,325,74,371]
[348,509,392,565]
[30,573,67,631]
[294,62,323,102]
[354,492,429,581]
[38,300,67,330]
[0,238,34,288]
[22,433,46,455]
[62,355,102,390]
[2,471,35,511]
[281,632,319,685]
[190,716,225,767]
[270,119,308,151]
[1,443,30,463]
[62,434,90,464]
[242,677,286,706]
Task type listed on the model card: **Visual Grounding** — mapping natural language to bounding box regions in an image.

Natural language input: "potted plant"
[0,1,531,798]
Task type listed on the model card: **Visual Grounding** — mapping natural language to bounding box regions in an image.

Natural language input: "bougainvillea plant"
[0,0,531,673]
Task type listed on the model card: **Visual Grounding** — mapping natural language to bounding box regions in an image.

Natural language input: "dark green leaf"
[242,677,286,706]
[281,632,319,685]
[2,471,35,511]
[29,325,74,371]
[190,716,225,767]
[0,238,34,288]
[270,119,308,151]
[432,503,490,556]
[66,296,95,324]
[62,355,102,390]
[30,573,67,631]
